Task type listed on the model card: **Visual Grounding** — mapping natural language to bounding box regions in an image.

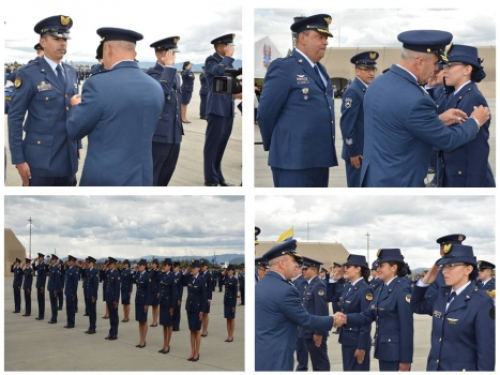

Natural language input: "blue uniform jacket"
[47,264,60,292]
[66,61,164,186]
[149,268,160,301]
[298,276,329,339]
[84,268,99,300]
[369,277,383,291]
[425,268,445,298]
[105,268,120,302]
[135,271,152,305]
[120,268,134,295]
[12,266,24,288]
[23,267,33,290]
[174,272,184,301]
[341,77,366,160]
[158,271,177,308]
[478,278,495,292]
[35,262,47,288]
[257,49,337,170]
[199,73,209,95]
[204,53,235,118]
[338,280,373,350]
[146,63,183,144]
[184,273,208,313]
[347,277,413,363]
[89,63,104,76]
[438,81,495,187]
[202,270,213,301]
[8,58,79,177]
[224,275,238,307]
[64,266,78,297]
[181,69,195,92]
[255,271,334,371]
[411,282,495,371]
[360,64,480,187]
[238,271,244,291]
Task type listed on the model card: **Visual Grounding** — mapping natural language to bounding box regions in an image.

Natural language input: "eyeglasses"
[441,262,466,270]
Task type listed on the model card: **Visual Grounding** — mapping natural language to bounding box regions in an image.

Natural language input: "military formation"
[257,13,493,188]
[255,231,495,371]
[6,14,239,186]
[10,254,244,360]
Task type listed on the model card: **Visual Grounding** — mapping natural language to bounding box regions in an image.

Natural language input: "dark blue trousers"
[14,287,21,312]
[203,114,233,184]
[345,161,361,188]
[37,287,45,318]
[341,344,370,371]
[295,337,309,371]
[75,294,78,313]
[24,289,31,314]
[66,296,75,326]
[87,299,96,330]
[58,288,64,309]
[28,176,74,186]
[271,167,329,187]
[305,336,330,371]
[107,301,119,336]
[49,291,58,322]
[379,360,400,371]
[173,304,181,330]
[200,94,207,118]
[152,142,181,186]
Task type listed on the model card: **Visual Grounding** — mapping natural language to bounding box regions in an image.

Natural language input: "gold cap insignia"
[231,34,235,40]
[405,294,411,303]
[324,17,332,25]
[444,43,453,55]
[427,48,431,53]
[443,243,452,254]
[14,77,22,88]
[366,293,373,301]
[369,52,377,60]
[173,37,179,45]
[478,261,482,267]
[60,16,71,26]
[377,249,382,257]
[157,46,161,50]
[101,36,106,41]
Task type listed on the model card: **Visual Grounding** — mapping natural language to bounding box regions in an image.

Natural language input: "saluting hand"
[16,162,31,186]
[161,50,176,66]
[421,265,440,284]
[224,44,234,57]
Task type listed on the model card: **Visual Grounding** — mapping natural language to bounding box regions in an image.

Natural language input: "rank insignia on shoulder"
[344,97,352,108]
[405,294,411,303]
[366,293,373,301]
[446,318,458,325]
[14,77,22,88]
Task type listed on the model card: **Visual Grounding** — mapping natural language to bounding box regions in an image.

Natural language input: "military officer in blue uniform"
[11,258,23,313]
[47,254,60,323]
[203,33,238,186]
[8,15,79,186]
[120,259,134,322]
[79,261,89,316]
[411,244,495,370]
[199,66,209,119]
[100,260,110,319]
[477,260,495,295]
[238,267,245,305]
[200,259,213,336]
[22,258,33,316]
[34,253,48,320]
[299,257,330,371]
[293,266,309,371]
[338,255,373,371]
[426,233,466,298]
[369,261,383,291]
[64,255,78,328]
[437,44,495,187]
[172,261,183,331]
[341,51,378,187]
[66,27,164,186]
[158,258,177,353]
[30,43,44,64]
[255,240,335,371]
[255,257,268,282]
[105,257,120,340]
[147,36,183,186]
[335,249,413,371]
[257,14,337,187]
[224,264,238,342]
[328,262,346,335]
[150,259,161,327]
[89,42,104,76]
[135,259,151,347]
[84,256,99,334]
[58,260,64,310]
[181,61,195,123]
[360,30,491,187]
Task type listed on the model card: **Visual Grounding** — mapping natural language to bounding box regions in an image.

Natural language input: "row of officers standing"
[255,233,495,371]
[11,255,244,360]
[7,14,239,186]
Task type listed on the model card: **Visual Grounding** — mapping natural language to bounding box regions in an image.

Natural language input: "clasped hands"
[333,312,347,328]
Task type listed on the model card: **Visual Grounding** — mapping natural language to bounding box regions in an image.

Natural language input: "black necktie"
[56,65,66,88]
[446,291,456,312]
[313,64,324,88]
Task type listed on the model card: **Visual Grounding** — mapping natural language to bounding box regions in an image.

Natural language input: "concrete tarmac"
[4,72,242,187]
[255,97,496,187]
[4,276,245,371]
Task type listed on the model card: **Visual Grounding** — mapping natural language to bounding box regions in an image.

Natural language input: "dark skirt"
[187,311,201,331]
[182,91,193,105]
[121,291,130,305]
[224,304,235,319]
[135,303,148,323]
[151,295,159,307]
[159,304,173,327]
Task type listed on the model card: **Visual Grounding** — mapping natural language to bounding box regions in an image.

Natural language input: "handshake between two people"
[333,312,347,328]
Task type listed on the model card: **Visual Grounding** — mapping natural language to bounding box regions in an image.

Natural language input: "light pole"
[365,231,370,266]
[28,217,33,259]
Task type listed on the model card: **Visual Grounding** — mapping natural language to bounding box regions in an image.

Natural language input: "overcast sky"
[255,8,496,57]
[255,195,495,269]
[5,196,244,259]
[4,1,242,64]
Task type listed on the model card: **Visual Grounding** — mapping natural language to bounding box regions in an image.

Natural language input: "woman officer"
[224,264,238,342]
[158,258,176,354]
[410,243,495,371]
[183,260,207,361]
[439,44,495,187]
[337,255,373,371]
[181,61,195,123]
[334,249,413,371]
[134,259,151,348]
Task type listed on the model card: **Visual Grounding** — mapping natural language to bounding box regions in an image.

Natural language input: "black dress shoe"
[225,338,234,342]
[13,311,20,313]
[58,308,62,311]
[150,323,158,327]
[83,314,89,316]
[173,328,180,331]
[36,317,44,320]
[204,182,218,186]
[200,116,206,120]
[136,342,146,348]
[121,318,129,323]
[85,329,96,334]
[219,181,235,186]
[64,325,74,329]
[48,321,57,324]
[102,316,109,319]
[201,333,208,337]
[192,355,200,362]
[22,314,30,317]
[107,335,117,340]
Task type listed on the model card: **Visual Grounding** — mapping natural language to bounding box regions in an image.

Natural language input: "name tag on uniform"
[296,75,309,84]
[37,81,53,91]
[345,300,351,304]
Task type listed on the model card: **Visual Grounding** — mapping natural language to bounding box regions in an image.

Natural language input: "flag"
[277,227,294,242]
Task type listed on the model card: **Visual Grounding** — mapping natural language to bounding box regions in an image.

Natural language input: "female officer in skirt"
[134,259,151,348]
[224,264,238,342]
[158,258,177,354]
[183,260,207,361]
[410,244,495,370]
[149,259,160,327]
[334,249,414,371]
[338,255,373,371]
[181,61,195,123]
